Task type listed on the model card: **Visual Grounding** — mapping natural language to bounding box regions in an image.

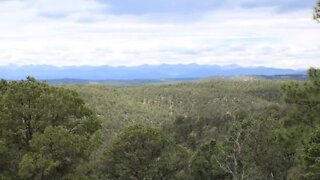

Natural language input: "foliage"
[1,73,318,179]
[100,125,188,180]
[0,77,101,179]
[190,140,231,180]
[0,3,318,179]
[243,106,294,179]
[282,68,320,127]
[282,68,320,179]
[303,129,320,180]
[165,109,248,150]
[18,126,89,180]
[69,79,286,140]
[69,79,288,179]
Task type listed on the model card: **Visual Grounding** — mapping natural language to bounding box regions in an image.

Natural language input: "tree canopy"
[100,125,188,180]
[0,77,101,179]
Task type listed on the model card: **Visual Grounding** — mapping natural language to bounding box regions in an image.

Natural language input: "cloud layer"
[0,0,318,69]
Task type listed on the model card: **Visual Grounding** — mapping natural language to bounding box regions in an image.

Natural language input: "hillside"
[67,79,287,138]
[2,73,319,180]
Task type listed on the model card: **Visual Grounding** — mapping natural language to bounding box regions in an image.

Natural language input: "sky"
[0,0,319,69]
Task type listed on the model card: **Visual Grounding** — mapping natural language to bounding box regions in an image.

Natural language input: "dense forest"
[0,2,319,179]
[0,68,319,180]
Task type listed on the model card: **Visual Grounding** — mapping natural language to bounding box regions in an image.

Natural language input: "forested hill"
[1,69,320,179]
[67,79,286,138]
[43,74,307,85]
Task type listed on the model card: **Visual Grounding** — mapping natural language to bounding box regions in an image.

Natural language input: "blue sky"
[0,0,319,69]
[102,0,314,14]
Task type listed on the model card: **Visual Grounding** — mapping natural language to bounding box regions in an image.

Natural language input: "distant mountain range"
[0,64,306,80]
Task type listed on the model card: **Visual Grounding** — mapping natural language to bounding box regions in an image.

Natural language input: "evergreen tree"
[0,77,101,179]
[282,68,320,179]
[190,140,230,180]
[100,125,188,180]
[303,129,320,180]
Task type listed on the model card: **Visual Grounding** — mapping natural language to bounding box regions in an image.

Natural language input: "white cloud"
[0,0,318,69]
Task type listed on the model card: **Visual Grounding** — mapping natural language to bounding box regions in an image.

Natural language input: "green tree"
[18,126,89,180]
[190,140,230,180]
[166,110,247,150]
[100,125,188,180]
[0,77,101,179]
[244,106,294,179]
[191,106,293,180]
[282,68,320,129]
[282,68,320,179]
[0,140,12,180]
[303,129,320,180]
[191,120,255,180]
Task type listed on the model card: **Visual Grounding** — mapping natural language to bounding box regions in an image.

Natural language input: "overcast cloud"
[0,0,318,69]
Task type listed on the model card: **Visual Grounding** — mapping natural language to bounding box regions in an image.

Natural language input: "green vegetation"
[0,77,101,179]
[1,68,320,179]
[99,125,188,179]
[0,3,318,179]
[68,79,284,139]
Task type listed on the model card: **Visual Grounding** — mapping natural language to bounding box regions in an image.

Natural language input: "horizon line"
[0,63,310,71]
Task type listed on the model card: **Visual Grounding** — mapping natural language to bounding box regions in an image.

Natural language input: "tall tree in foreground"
[0,77,101,179]
[282,68,320,129]
[282,68,320,179]
[303,129,320,180]
[100,125,188,180]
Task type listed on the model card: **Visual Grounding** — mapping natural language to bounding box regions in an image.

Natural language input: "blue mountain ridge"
[0,64,306,80]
